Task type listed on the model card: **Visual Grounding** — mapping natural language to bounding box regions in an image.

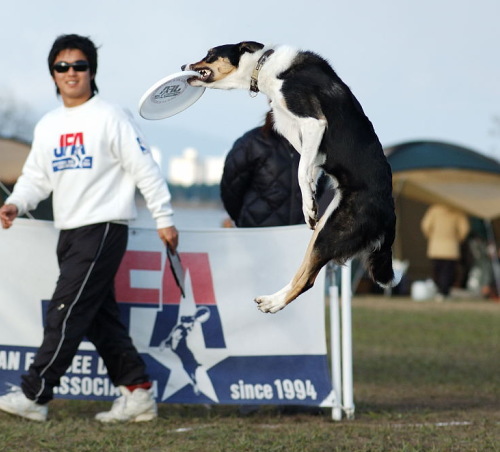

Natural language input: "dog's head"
[182,41,264,89]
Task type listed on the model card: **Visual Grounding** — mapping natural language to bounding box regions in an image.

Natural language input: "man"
[0,34,178,422]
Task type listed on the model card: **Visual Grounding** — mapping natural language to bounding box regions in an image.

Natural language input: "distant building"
[166,147,224,186]
[204,156,225,185]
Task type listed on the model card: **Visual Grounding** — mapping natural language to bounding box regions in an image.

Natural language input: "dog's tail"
[366,245,401,288]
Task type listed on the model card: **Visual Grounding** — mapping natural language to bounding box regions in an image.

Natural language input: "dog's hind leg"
[254,189,340,313]
[366,228,398,288]
[254,196,338,314]
[255,225,327,313]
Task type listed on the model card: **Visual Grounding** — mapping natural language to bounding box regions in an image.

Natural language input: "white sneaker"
[95,386,157,423]
[0,387,48,422]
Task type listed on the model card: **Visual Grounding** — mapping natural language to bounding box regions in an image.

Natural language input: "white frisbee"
[138,71,205,120]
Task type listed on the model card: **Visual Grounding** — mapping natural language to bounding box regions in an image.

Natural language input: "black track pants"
[21,223,149,404]
[432,258,457,296]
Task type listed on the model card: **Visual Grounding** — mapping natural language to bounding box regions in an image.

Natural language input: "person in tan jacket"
[421,203,470,299]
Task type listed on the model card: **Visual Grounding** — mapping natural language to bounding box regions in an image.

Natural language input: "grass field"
[0,296,498,452]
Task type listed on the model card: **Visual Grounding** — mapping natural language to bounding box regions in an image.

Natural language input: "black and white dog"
[183,42,399,313]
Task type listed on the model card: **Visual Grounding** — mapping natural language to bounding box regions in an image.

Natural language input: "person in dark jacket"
[221,110,306,227]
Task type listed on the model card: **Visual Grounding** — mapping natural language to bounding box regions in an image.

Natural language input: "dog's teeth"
[196,69,210,80]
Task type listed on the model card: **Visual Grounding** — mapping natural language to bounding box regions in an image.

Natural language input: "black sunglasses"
[52,60,90,73]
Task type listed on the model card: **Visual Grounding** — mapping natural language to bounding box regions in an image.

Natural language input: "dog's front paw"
[306,215,317,229]
[302,200,318,230]
[254,295,286,314]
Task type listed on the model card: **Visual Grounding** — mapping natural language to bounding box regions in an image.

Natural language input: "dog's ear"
[238,41,264,55]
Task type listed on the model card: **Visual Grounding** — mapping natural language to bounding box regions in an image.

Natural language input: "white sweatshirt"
[7,96,174,230]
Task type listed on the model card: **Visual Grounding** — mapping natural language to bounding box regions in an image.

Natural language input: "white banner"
[0,219,334,407]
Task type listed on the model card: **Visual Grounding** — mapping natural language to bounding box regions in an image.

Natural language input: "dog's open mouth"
[193,68,212,82]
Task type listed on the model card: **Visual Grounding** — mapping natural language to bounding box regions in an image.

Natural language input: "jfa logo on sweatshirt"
[52,132,93,172]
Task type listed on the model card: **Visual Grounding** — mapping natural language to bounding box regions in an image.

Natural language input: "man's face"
[52,48,93,107]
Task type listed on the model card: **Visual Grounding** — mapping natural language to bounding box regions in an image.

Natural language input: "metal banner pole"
[329,276,342,421]
[341,261,355,419]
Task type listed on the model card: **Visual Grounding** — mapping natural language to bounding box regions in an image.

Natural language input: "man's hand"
[158,226,179,252]
[0,204,18,229]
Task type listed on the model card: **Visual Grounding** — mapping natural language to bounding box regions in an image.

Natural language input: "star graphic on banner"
[129,271,229,403]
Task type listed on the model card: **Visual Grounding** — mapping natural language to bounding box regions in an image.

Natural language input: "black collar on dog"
[249,49,275,96]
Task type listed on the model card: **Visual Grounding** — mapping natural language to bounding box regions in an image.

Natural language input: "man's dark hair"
[48,34,99,95]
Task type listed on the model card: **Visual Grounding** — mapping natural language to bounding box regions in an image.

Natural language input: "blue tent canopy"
[386,140,500,220]
[386,140,500,175]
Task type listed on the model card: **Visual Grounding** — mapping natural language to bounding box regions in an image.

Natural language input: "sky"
[2,0,500,162]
